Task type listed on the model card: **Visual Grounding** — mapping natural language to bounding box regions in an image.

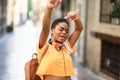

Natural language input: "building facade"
[85,0,120,80]
[0,0,7,34]
[0,0,28,33]
[7,0,27,27]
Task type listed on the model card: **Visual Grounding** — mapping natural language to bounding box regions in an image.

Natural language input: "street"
[0,20,106,80]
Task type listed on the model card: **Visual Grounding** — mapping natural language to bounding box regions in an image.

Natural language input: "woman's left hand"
[64,11,79,21]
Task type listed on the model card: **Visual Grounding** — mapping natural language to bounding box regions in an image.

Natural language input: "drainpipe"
[83,0,88,66]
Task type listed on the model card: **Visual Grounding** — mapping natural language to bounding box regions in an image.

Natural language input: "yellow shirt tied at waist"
[36,41,76,77]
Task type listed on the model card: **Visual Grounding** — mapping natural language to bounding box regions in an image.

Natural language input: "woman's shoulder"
[36,42,49,52]
[64,41,76,54]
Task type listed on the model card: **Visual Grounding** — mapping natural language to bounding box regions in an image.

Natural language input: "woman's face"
[52,22,69,43]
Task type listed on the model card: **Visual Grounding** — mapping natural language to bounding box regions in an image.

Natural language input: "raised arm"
[39,0,62,48]
[65,11,83,47]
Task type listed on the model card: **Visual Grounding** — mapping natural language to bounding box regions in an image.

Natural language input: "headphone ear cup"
[54,43,63,51]
[48,39,52,44]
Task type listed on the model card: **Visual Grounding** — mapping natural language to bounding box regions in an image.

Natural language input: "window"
[61,0,71,17]
[100,0,120,25]
[92,32,120,79]
[101,40,120,79]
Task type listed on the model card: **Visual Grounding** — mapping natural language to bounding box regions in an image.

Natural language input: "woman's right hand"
[47,0,62,8]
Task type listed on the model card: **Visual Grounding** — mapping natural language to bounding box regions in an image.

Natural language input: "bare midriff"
[43,75,71,80]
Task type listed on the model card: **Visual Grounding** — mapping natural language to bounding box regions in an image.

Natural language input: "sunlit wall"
[7,0,27,27]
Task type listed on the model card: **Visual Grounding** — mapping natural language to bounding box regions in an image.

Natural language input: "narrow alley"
[0,20,107,80]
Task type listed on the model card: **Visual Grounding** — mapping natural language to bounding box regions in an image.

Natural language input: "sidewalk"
[0,20,107,80]
[71,55,107,80]
[0,20,40,80]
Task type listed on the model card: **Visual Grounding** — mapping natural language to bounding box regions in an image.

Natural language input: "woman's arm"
[39,7,52,48]
[39,0,62,48]
[65,11,83,47]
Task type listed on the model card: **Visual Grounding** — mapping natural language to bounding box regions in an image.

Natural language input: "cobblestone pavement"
[0,20,107,80]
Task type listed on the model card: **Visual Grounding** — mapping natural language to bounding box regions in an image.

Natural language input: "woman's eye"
[59,29,63,31]
[58,28,68,33]
[66,31,68,33]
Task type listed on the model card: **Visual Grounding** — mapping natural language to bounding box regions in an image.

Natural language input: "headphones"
[48,39,63,51]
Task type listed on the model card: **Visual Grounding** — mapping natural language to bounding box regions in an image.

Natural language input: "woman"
[36,0,83,80]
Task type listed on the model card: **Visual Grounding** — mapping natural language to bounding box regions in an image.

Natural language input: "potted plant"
[110,0,120,24]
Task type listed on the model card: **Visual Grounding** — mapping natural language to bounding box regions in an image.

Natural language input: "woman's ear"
[51,28,54,35]
[51,28,54,33]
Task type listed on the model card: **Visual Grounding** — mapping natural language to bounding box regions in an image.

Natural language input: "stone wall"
[85,0,120,80]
